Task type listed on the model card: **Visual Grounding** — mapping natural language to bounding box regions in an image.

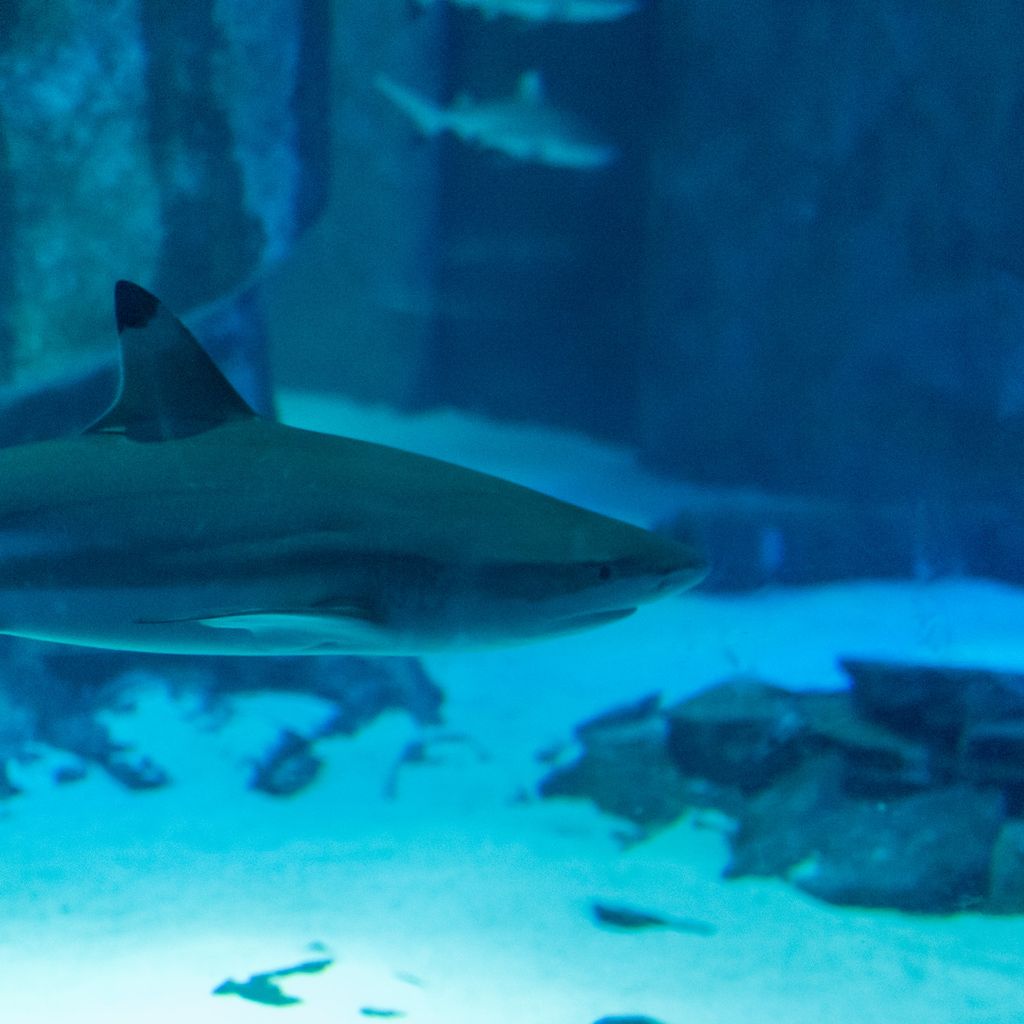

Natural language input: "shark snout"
[655,561,705,593]
[644,534,708,597]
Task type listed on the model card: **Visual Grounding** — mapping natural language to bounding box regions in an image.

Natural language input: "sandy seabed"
[0,395,1022,1024]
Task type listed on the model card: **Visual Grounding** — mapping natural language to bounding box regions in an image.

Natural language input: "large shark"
[375,71,617,171]
[0,282,705,655]
[415,0,640,24]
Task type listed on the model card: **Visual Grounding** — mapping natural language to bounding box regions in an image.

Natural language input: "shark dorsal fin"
[87,280,256,441]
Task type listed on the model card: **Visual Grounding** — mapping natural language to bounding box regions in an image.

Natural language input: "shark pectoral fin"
[138,606,389,652]
[194,610,390,652]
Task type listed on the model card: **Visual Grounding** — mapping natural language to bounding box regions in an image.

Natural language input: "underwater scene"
[1,1,1023,1021]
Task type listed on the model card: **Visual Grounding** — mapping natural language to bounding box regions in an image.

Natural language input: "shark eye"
[598,564,612,581]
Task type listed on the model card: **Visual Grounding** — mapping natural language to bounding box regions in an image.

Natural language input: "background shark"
[0,282,704,655]
[375,71,618,171]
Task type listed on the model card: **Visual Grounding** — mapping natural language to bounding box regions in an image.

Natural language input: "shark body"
[416,0,640,23]
[0,282,704,655]
[376,71,617,171]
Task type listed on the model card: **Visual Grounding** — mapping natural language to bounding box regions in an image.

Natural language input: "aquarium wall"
[0,0,330,423]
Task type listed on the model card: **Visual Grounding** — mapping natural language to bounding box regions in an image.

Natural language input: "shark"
[415,0,640,24]
[0,282,705,655]
[375,71,617,171]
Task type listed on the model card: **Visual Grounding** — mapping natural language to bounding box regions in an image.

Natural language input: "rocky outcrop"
[538,693,695,831]
[0,641,443,797]
[541,660,1024,913]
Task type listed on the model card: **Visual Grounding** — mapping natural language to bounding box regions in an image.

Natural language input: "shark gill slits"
[114,280,160,333]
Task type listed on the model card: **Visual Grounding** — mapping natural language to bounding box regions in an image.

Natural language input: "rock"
[545,668,1024,913]
[0,687,34,779]
[0,640,444,798]
[799,691,934,796]
[103,753,170,791]
[0,762,21,798]
[52,763,87,786]
[200,655,444,735]
[576,693,663,741]
[310,658,445,737]
[959,721,1024,792]
[666,680,807,792]
[788,785,1006,913]
[250,730,322,797]
[213,957,333,1007]
[842,659,1024,751]
[726,754,846,879]
[591,901,715,936]
[844,660,974,747]
[213,975,301,1007]
[729,756,1006,913]
[539,711,693,829]
[39,709,117,764]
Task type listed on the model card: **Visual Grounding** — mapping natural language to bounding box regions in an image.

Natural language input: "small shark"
[375,71,617,171]
[0,282,705,655]
[415,0,640,23]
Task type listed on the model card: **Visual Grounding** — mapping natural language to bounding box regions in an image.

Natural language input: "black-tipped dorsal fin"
[87,281,256,441]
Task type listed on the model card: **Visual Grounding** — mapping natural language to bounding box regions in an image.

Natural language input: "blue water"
[1,2,1023,1021]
